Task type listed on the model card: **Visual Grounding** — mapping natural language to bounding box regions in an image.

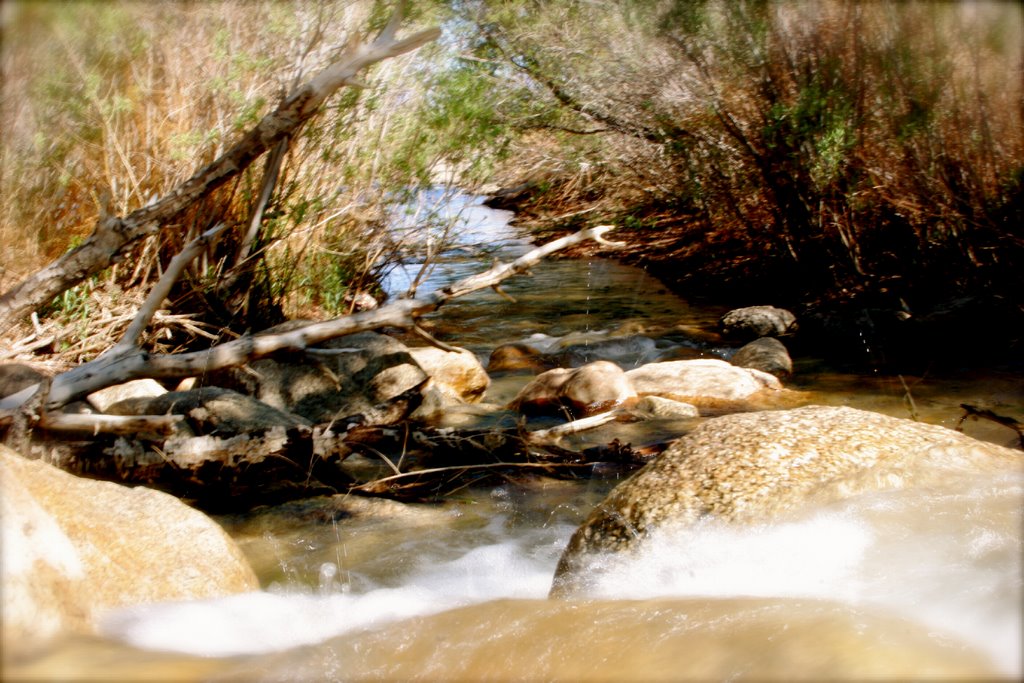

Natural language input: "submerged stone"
[487,342,550,373]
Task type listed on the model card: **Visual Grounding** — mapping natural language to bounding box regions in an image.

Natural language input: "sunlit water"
[9,191,1022,680]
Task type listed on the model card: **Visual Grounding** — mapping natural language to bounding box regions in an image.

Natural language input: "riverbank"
[486,186,1024,373]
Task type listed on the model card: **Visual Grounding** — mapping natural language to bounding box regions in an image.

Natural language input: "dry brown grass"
[478,0,1023,303]
[1,0,473,360]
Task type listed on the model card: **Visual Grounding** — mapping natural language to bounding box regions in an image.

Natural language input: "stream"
[11,191,1023,680]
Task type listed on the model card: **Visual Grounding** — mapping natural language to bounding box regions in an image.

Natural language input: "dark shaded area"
[493,185,1023,374]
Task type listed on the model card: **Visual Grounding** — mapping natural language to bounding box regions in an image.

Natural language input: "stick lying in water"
[957,403,1024,449]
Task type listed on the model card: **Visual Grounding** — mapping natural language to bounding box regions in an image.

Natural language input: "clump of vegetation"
[0,0,500,355]
[3,0,1021,360]
[458,0,1023,308]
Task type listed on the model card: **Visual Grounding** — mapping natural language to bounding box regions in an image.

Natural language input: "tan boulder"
[408,347,490,403]
[218,598,999,681]
[87,378,167,413]
[409,346,492,421]
[551,405,1022,597]
[625,359,782,406]
[509,367,573,414]
[0,446,258,655]
[559,360,636,414]
[511,361,636,417]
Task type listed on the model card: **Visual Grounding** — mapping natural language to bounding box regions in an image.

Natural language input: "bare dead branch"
[352,461,579,496]
[411,324,467,354]
[17,224,621,411]
[234,139,290,269]
[114,223,227,353]
[524,408,622,442]
[38,412,188,437]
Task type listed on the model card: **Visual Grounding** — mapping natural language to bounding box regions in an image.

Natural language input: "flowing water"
[8,191,1023,680]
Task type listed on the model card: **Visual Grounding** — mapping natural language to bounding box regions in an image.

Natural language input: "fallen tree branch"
[34,224,622,410]
[37,412,188,437]
[958,403,1024,448]
[524,408,622,442]
[352,461,591,498]
[411,324,468,354]
[0,3,440,334]
[113,223,227,354]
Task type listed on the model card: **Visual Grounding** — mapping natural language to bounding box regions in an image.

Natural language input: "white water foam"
[98,520,575,657]
[583,472,1023,676]
[99,473,1022,676]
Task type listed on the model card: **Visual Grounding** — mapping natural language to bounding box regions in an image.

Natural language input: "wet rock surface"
[719,305,797,341]
[551,405,1022,597]
[730,337,793,378]
[0,445,258,656]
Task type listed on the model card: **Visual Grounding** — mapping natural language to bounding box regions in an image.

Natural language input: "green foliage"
[2,0,512,328]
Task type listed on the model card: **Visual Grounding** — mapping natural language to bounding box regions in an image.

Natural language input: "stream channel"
[14,190,1024,680]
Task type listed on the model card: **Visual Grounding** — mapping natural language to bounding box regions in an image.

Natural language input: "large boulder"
[625,359,782,407]
[720,305,797,341]
[730,336,793,378]
[216,598,999,681]
[0,445,258,655]
[203,329,428,425]
[551,405,1022,597]
[511,361,637,417]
